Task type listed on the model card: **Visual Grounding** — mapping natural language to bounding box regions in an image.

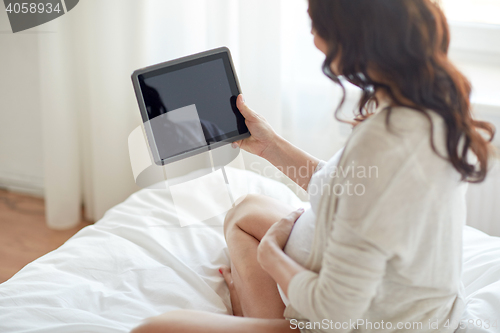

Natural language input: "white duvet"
[0,167,499,333]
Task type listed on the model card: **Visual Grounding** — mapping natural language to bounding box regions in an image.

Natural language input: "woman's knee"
[223,194,264,237]
[223,194,294,240]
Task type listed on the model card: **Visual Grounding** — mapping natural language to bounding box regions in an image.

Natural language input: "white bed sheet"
[0,167,499,333]
[0,167,305,333]
[457,226,500,333]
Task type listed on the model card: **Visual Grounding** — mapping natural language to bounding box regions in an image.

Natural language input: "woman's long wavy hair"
[308,0,495,182]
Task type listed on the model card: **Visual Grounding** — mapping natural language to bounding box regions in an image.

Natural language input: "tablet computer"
[131,47,249,166]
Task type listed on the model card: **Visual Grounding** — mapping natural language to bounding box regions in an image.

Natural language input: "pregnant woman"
[133,0,495,332]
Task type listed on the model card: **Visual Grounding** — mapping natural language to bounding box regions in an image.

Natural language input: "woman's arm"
[286,222,389,326]
[263,136,322,191]
[258,234,305,298]
[258,209,389,333]
[256,209,307,297]
[234,95,321,190]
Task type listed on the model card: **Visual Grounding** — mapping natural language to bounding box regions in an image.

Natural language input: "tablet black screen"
[137,53,247,162]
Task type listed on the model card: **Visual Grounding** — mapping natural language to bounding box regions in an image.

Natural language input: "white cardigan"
[283,106,467,333]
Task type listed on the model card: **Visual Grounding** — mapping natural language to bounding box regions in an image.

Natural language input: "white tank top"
[278,148,344,305]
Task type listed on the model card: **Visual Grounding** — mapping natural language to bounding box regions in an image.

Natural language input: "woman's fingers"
[236,94,258,121]
[231,140,241,149]
[261,208,305,251]
[276,208,305,227]
[232,95,254,149]
[282,208,305,224]
[219,265,243,317]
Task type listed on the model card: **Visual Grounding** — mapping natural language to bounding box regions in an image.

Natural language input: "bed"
[0,166,499,333]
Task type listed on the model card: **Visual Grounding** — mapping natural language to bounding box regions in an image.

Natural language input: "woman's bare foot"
[220,265,243,317]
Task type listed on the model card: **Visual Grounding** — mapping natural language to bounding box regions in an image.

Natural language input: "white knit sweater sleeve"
[287,220,390,331]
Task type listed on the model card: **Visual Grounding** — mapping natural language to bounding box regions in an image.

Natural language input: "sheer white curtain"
[39,0,147,229]
[39,0,350,229]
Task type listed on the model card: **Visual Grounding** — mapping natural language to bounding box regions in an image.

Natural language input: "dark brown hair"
[308,0,495,182]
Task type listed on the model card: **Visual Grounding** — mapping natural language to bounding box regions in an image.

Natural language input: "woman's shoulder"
[344,106,446,162]
[331,107,450,219]
[331,107,456,245]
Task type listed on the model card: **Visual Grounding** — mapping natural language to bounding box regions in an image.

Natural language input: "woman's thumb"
[238,94,246,104]
[236,94,255,119]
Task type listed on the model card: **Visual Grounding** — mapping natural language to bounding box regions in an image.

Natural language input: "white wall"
[0,9,44,196]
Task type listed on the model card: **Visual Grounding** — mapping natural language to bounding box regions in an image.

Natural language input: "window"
[438,1,500,148]
[441,0,500,25]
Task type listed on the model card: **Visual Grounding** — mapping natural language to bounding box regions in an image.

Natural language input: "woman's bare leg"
[132,310,296,333]
[221,194,295,318]
[131,194,297,333]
